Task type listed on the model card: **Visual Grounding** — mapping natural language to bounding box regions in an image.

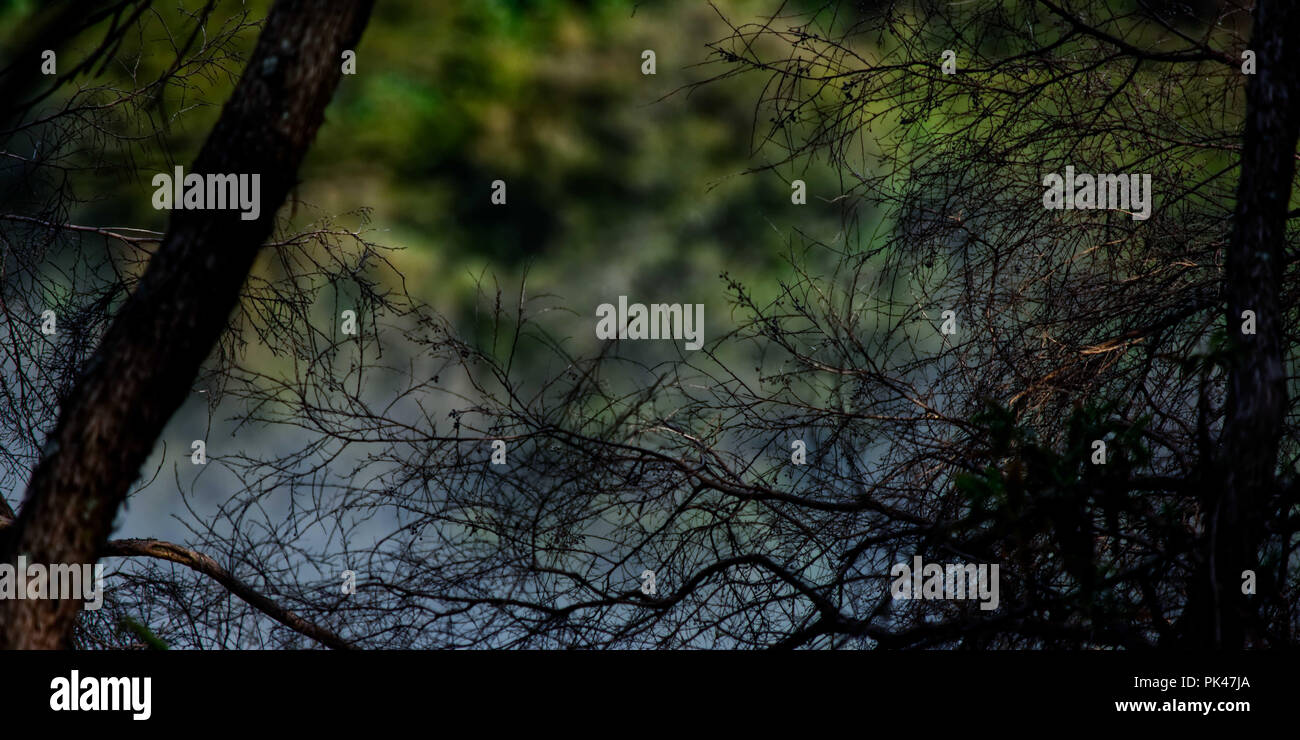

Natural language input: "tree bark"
[1192,0,1300,647]
[0,0,374,649]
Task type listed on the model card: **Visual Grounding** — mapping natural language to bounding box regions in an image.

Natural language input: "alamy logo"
[1042,166,1152,220]
[50,670,151,720]
[890,555,999,611]
[0,556,104,610]
[596,297,705,351]
[152,166,261,220]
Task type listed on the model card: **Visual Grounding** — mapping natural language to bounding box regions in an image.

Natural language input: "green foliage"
[953,399,1155,604]
[1,0,847,363]
[118,616,169,650]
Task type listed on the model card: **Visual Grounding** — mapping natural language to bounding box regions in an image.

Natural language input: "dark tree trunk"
[1187,0,1300,647]
[0,0,374,649]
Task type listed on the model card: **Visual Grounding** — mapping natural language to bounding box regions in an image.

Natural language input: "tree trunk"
[1193,0,1300,647]
[0,0,374,649]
